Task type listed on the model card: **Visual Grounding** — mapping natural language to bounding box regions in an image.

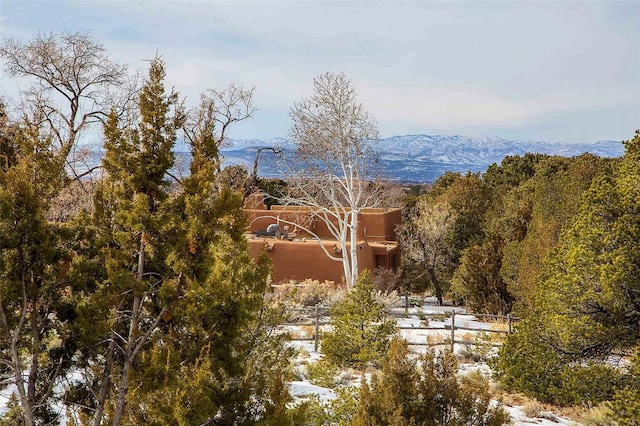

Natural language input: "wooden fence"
[281,305,519,353]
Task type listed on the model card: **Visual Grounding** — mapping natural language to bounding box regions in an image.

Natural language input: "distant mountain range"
[212,134,624,183]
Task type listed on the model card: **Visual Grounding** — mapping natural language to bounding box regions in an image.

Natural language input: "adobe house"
[244,192,401,285]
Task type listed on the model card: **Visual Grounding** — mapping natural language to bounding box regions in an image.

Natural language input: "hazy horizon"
[1,1,638,144]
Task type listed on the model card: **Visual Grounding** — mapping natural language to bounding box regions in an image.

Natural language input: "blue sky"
[1,0,638,142]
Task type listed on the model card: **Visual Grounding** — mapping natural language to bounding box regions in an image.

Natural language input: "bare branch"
[276,72,380,288]
[183,86,255,174]
[1,32,133,171]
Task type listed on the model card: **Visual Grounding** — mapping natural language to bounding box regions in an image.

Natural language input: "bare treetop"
[183,84,255,175]
[1,32,132,168]
[290,72,378,167]
[280,72,381,288]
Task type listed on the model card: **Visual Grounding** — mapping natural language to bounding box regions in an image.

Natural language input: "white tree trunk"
[283,72,381,291]
[348,210,359,289]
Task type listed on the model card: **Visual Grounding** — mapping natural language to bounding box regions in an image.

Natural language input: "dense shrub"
[291,387,359,426]
[493,319,625,406]
[372,266,402,294]
[353,338,510,425]
[607,348,640,426]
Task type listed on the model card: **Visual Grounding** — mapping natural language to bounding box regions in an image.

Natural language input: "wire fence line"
[280,304,520,353]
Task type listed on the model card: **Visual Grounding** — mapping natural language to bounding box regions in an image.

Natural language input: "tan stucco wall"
[245,207,402,242]
[247,237,376,284]
[244,205,401,284]
[360,208,402,241]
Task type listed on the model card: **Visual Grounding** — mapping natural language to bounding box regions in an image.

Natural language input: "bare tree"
[1,32,133,179]
[183,85,255,175]
[251,146,283,188]
[397,199,456,305]
[276,72,380,289]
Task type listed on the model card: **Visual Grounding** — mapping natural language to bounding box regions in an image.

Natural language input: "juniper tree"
[0,105,71,425]
[608,348,640,425]
[353,338,510,426]
[495,131,640,405]
[66,58,294,425]
[130,89,293,425]
[321,271,396,368]
[66,56,185,426]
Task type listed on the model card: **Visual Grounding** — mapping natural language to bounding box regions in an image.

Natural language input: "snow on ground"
[285,299,583,426]
[505,405,579,426]
[1,299,582,425]
[0,384,16,415]
[290,381,337,402]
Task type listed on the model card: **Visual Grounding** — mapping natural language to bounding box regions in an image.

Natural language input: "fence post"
[450,311,455,352]
[314,304,320,352]
[404,291,409,316]
[507,314,512,334]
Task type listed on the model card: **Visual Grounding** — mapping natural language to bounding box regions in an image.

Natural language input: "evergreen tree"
[321,271,396,368]
[66,56,185,425]
[500,154,607,316]
[608,348,640,426]
[495,131,640,405]
[0,107,73,425]
[533,131,640,358]
[450,235,513,315]
[399,172,489,302]
[66,59,294,425]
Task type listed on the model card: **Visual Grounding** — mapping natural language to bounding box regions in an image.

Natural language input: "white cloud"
[1,0,638,141]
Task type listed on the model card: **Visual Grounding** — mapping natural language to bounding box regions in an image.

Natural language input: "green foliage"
[493,317,626,406]
[399,172,487,300]
[608,348,640,426]
[492,318,568,403]
[352,338,510,425]
[528,131,640,359]
[451,236,513,314]
[102,56,184,202]
[408,151,610,317]
[483,153,545,191]
[257,177,289,208]
[0,108,75,424]
[291,386,360,426]
[459,331,494,363]
[321,271,397,368]
[307,359,340,388]
[608,388,640,426]
[0,393,24,425]
[500,154,607,316]
[63,57,294,425]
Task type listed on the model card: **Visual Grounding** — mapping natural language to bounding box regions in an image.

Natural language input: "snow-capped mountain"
[374,134,623,165]
[215,134,624,182]
[222,137,294,151]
